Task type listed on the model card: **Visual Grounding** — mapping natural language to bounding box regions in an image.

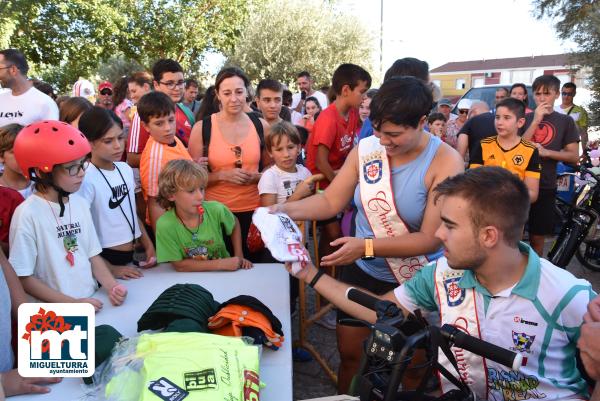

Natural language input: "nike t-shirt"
[78,162,141,248]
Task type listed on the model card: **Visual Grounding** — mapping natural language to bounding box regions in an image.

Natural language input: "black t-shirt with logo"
[524,111,579,190]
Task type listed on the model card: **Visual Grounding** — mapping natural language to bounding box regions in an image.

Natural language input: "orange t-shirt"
[140,136,191,199]
[205,114,261,213]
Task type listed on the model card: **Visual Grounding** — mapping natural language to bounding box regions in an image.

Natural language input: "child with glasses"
[138,92,192,230]
[8,121,127,310]
[156,159,252,271]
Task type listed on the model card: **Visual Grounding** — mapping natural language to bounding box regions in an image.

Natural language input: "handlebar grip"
[441,324,522,371]
[346,287,380,311]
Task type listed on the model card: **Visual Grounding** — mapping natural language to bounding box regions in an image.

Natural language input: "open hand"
[1,369,61,396]
[320,236,365,266]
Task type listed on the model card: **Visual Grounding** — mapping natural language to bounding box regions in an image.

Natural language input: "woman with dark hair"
[188,67,270,262]
[78,106,156,278]
[58,96,93,128]
[195,85,219,121]
[510,83,532,113]
[112,76,133,133]
[300,96,322,135]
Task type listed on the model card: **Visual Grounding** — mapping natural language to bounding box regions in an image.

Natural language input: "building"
[430,54,589,97]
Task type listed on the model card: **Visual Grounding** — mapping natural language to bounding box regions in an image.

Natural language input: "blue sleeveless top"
[353,133,444,283]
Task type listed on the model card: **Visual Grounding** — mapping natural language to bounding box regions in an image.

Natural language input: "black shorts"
[100,248,134,265]
[337,263,397,325]
[528,188,557,235]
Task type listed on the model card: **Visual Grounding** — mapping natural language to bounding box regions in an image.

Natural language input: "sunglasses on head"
[561,92,574,97]
[458,109,469,114]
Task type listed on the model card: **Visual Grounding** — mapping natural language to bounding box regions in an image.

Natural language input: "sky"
[339,0,576,78]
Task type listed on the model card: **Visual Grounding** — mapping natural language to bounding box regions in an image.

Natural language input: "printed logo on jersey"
[513,316,538,326]
[148,377,189,401]
[487,368,546,401]
[443,271,466,307]
[532,121,556,147]
[511,331,535,353]
[512,154,524,166]
[108,183,129,209]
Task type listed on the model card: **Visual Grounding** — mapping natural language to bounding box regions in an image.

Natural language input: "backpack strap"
[177,102,196,126]
[246,112,265,171]
[202,116,212,159]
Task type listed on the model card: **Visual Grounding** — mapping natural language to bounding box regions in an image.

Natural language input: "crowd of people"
[0,46,598,399]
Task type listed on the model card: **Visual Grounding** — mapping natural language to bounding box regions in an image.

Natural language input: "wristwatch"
[361,238,375,260]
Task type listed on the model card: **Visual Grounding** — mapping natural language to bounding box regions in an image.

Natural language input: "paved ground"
[291,240,600,400]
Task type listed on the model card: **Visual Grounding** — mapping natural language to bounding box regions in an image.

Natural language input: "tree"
[533,0,600,124]
[0,0,256,93]
[225,0,374,88]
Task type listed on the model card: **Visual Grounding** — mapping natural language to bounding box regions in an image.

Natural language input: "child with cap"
[0,123,35,198]
[156,159,252,271]
[9,120,127,311]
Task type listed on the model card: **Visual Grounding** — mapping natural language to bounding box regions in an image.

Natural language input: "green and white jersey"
[555,104,589,132]
[394,243,595,401]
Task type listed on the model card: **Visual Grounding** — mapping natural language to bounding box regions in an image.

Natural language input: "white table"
[12,263,292,401]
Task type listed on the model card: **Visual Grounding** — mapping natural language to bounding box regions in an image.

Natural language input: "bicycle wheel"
[575,241,600,272]
[548,224,586,268]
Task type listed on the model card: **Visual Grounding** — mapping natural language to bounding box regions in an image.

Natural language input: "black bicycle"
[343,288,521,401]
[547,166,600,271]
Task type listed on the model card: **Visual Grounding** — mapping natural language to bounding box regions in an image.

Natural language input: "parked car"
[452,84,536,113]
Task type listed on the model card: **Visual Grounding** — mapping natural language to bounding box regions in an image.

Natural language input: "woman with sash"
[274,76,464,393]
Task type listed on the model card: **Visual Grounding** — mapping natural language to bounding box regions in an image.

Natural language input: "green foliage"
[225,0,373,88]
[533,0,600,123]
[96,55,145,84]
[0,0,255,93]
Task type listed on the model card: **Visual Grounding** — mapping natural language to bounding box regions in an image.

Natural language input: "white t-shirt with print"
[258,164,311,204]
[9,194,102,299]
[78,162,141,248]
[0,86,59,125]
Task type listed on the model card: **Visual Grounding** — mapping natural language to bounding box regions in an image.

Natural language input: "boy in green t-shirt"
[155,160,252,271]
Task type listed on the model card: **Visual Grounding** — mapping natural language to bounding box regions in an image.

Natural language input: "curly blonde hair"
[157,159,208,210]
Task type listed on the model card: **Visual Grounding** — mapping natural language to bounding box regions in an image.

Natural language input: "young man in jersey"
[522,75,579,256]
[554,82,589,152]
[255,79,283,126]
[281,167,595,400]
[127,59,194,168]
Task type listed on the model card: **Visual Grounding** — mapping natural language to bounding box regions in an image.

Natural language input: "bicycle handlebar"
[346,287,522,371]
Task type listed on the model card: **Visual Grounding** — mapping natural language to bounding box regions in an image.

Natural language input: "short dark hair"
[384,57,429,82]
[128,71,153,87]
[496,87,510,96]
[152,59,184,82]
[59,97,94,124]
[0,49,28,75]
[433,166,530,247]
[562,82,576,91]
[185,78,199,89]
[370,76,432,129]
[532,75,561,93]
[31,79,56,100]
[215,67,249,92]
[496,97,526,119]
[78,106,123,142]
[297,71,311,79]
[331,63,372,95]
[295,125,309,145]
[137,91,176,123]
[265,121,301,150]
[427,112,447,124]
[282,89,293,107]
[256,79,283,98]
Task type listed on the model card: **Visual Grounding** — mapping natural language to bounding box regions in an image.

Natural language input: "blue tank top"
[353,134,444,283]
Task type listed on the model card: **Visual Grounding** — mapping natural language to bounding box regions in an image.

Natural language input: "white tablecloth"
[12,263,292,401]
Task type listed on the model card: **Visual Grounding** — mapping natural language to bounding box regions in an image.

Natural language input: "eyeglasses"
[100,89,113,96]
[159,80,185,90]
[63,160,90,176]
[561,92,574,97]
[0,65,14,70]
[458,109,469,114]
[231,146,242,168]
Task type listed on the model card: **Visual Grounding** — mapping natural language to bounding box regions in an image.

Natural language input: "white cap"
[457,99,472,110]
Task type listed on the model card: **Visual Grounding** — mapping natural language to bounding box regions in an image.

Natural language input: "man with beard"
[279,166,595,400]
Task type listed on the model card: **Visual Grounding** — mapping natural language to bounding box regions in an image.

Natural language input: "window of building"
[455,78,466,90]
[511,70,533,84]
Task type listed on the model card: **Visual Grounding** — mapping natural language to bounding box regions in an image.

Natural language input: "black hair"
[112,76,129,108]
[137,91,176,124]
[370,76,432,129]
[59,97,94,124]
[151,59,184,82]
[509,83,529,104]
[384,57,429,82]
[434,166,530,247]
[331,63,372,96]
[0,48,28,75]
[532,75,561,93]
[427,112,447,124]
[562,82,576,91]
[215,67,250,92]
[297,71,311,79]
[496,97,526,119]
[305,96,322,110]
[256,79,283,98]
[282,89,293,107]
[185,78,199,89]
[195,85,219,121]
[295,125,309,146]
[31,79,56,100]
[279,106,291,122]
[78,106,123,142]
